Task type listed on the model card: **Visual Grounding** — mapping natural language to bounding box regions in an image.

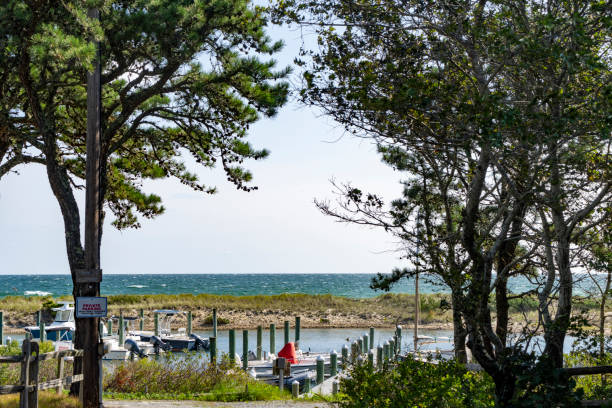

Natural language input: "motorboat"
[134,310,209,352]
[25,301,75,341]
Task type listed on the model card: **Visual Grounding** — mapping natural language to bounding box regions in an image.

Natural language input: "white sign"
[75,297,107,318]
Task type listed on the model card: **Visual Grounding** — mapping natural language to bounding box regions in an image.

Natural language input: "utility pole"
[76,6,103,407]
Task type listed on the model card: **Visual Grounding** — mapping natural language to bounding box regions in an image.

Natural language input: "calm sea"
[0,273,601,298]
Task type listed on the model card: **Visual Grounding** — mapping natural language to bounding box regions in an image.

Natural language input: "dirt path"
[104,401,335,408]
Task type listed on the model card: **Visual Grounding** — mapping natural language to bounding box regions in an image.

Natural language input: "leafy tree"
[1,0,288,390]
[277,0,610,403]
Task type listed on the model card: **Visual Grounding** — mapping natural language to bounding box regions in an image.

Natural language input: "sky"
[0,25,405,275]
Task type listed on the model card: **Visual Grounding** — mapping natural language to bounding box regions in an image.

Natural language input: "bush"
[104,353,287,401]
[339,356,494,408]
[204,315,230,325]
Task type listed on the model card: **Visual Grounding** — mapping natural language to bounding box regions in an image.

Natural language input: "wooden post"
[212,309,217,338]
[316,355,324,384]
[294,316,300,345]
[40,321,46,343]
[351,341,359,363]
[0,311,3,345]
[107,319,113,336]
[369,327,375,350]
[242,330,248,371]
[383,341,390,361]
[332,380,339,395]
[154,313,159,336]
[357,338,363,355]
[229,329,235,364]
[330,350,337,376]
[269,323,275,354]
[368,349,374,368]
[377,345,383,369]
[396,325,402,354]
[303,371,311,393]
[209,336,216,364]
[28,342,39,408]
[256,325,262,360]
[118,315,124,346]
[76,6,103,406]
[56,356,65,395]
[292,380,299,398]
[276,357,286,391]
[187,311,192,336]
[363,333,369,353]
[139,309,144,331]
[283,320,289,345]
[341,344,348,368]
[20,338,31,408]
[36,311,41,327]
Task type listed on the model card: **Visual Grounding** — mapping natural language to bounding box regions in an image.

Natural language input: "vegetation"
[340,356,495,408]
[0,392,80,408]
[103,353,289,401]
[0,340,73,391]
[278,0,611,403]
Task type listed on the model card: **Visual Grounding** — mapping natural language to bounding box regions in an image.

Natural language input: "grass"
[103,353,290,401]
[0,392,80,408]
[2,292,610,330]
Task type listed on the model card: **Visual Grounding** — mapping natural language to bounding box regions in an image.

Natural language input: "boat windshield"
[55,310,73,322]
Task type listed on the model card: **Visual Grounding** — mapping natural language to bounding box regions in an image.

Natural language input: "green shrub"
[339,356,494,408]
[204,315,230,325]
[104,352,287,401]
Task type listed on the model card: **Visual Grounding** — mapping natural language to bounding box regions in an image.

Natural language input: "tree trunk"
[451,293,467,363]
[43,156,86,395]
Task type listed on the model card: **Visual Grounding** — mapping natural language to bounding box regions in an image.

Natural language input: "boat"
[25,301,75,342]
[133,310,209,352]
[102,316,160,361]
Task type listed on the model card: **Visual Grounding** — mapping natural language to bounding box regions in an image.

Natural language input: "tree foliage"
[277,0,611,403]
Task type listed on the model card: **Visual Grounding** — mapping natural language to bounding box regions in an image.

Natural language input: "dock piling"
[316,355,324,384]
[210,336,217,364]
[369,327,375,350]
[154,313,159,336]
[0,311,4,345]
[295,316,300,345]
[40,320,46,342]
[212,308,218,338]
[332,380,339,395]
[377,345,383,368]
[242,330,248,371]
[368,349,374,368]
[256,325,263,360]
[229,329,236,364]
[330,350,338,376]
[357,337,363,355]
[187,311,192,336]
[292,380,299,398]
[396,325,402,354]
[341,344,348,368]
[118,315,124,346]
[351,341,359,363]
[36,311,41,327]
[107,319,113,336]
[383,341,390,362]
[139,309,144,331]
[283,320,289,345]
[363,333,369,353]
[269,323,276,354]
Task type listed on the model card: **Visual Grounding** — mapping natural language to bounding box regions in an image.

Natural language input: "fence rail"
[0,338,83,408]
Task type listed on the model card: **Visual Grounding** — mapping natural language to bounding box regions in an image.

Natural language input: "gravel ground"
[104,400,336,408]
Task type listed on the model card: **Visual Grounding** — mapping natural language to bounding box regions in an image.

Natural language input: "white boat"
[25,301,75,342]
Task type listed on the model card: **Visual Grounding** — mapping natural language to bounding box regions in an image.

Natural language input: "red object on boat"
[278,342,297,364]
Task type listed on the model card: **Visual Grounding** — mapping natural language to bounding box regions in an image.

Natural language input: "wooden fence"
[0,338,83,408]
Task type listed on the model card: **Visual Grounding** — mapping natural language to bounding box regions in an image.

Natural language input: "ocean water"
[0,273,601,298]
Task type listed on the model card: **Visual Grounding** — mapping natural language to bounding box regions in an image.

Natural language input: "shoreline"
[0,292,608,335]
